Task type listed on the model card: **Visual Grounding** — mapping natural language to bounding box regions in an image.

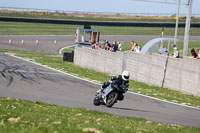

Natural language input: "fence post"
[122,51,127,72]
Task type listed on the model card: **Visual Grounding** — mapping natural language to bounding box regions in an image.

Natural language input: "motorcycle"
[93,83,128,107]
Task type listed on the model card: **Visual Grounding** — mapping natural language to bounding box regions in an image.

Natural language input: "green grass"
[61,46,75,55]
[1,11,200,23]
[1,97,200,133]
[1,48,200,108]
[0,21,200,36]
[0,21,80,35]
[121,41,200,57]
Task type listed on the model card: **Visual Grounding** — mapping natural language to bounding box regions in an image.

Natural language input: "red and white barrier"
[21,40,24,45]
[54,40,57,45]
[36,40,39,45]
[8,39,12,45]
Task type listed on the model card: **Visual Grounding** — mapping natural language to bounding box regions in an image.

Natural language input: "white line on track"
[58,45,75,55]
[5,52,200,110]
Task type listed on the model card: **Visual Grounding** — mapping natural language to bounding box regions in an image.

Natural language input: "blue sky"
[1,0,200,16]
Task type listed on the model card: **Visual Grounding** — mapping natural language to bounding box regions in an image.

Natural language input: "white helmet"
[122,71,130,81]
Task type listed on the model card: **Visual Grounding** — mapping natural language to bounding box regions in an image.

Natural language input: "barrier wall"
[180,58,200,96]
[74,46,200,96]
[126,52,168,87]
[163,57,182,91]
[74,47,123,75]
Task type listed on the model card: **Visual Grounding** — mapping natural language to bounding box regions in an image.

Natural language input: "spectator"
[159,48,169,56]
[173,47,180,58]
[95,42,100,50]
[118,42,122,51]
[91,42,95,49]
[130,41,135,51]
[172,44,177,50]
[191,48,198,58]
[197,49,200,59]
[112,41,118,52]
[110,41,115,52]
[104,40,111,50]
[134,43,141,53]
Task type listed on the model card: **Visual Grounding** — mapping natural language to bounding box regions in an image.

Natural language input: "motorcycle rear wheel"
[106,91,118,107]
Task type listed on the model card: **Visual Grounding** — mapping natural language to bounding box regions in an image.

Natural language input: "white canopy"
[140,38,174,55]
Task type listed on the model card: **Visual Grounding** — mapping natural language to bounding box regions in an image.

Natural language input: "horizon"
[1,0,200,16]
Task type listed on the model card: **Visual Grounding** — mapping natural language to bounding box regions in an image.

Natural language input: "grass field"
[1,13,200,132]
[120,41,200,57]
[0,49,200,132]
[1,97,200,133]
[0,21,200,36]
[1,11,200,23]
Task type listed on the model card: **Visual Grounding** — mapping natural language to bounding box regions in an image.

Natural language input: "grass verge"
[1,97,200,132]
[0,21,200,36]
[121,41,200,57]
[1,48,200,108]
[1,11,200,23]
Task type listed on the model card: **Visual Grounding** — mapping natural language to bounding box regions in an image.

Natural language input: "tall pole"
[174,0,181,45]
[183,0,193,56]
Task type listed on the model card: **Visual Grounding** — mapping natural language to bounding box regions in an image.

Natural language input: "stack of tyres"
[63,51,74,62]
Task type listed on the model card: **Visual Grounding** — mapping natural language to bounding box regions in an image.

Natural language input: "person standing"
[191,48,198,58]
[173,47,180,58]
[197,49,200,59]
[118,42,122,51]
[131,41,136,51]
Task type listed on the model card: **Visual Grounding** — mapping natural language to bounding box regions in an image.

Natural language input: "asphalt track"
[0,35,200,127]
[0,35,200,54]
[0,53,200,127]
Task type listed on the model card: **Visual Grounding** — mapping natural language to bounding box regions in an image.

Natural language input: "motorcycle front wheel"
[93,96,101,106]
[106,91,118,107]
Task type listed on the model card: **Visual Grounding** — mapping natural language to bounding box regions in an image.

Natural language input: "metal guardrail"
[0,17,200,28]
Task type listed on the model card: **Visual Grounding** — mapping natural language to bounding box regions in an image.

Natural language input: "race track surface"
[0,35,200,127]
[0,53,200,127]
[1,35,200,54]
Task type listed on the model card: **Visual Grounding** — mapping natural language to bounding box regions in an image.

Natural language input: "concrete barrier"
[181,57,200,96]
[74,46,123,75]
[126,52,168,87]
[164,57,182,90]
[126,52,151,84]
[74,46,200,96]
[150,54,168,87]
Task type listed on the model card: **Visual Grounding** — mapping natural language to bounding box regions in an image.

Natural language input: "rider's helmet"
[122,71,130,81]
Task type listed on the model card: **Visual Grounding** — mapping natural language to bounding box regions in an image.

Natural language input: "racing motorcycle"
[93,83,128,107]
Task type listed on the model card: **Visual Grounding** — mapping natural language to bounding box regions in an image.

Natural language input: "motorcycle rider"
[101,71,130,100]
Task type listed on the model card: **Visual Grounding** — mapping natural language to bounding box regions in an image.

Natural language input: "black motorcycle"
[93,83,127,107]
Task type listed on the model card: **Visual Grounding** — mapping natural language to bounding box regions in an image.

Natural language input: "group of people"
[92,40,140,53]
[104,40,122,52]
[91,41,200,60]
[172,44,200,59]
[91,42,101,50]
